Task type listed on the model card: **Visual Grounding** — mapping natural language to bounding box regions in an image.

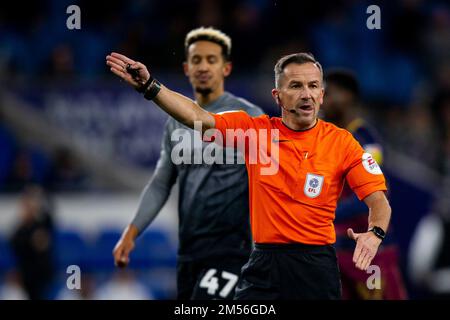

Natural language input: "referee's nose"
[299,87,313,101]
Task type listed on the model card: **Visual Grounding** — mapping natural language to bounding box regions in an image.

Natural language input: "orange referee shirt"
[210,111,387,245]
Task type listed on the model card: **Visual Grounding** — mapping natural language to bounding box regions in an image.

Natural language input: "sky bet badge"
[362,152,383,175]
[304,173,324,198]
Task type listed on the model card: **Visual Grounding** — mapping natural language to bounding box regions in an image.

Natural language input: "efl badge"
[362,152,383,175]
[304,173,324,198]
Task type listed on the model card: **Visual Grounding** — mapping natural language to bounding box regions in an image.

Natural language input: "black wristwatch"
[133,75,162,100]
[369,226,386,241]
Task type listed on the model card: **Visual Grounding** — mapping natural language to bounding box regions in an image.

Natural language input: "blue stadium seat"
[52,228,177,275]
[137,229,177,269]
[87,229,122,272]
[53,229,89,272]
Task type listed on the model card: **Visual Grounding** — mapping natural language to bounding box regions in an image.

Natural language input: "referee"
[110,27,264,300]
[106,52,391,299]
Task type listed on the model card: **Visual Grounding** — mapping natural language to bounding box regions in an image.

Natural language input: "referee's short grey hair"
[274,53,323,88]
[185,27,232,61]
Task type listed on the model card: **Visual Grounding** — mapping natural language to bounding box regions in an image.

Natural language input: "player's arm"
[113,121,177,268]
[106,52,214,133]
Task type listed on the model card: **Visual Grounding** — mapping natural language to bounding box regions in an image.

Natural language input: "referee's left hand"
[347,228,382,271]
[106,52,150,89]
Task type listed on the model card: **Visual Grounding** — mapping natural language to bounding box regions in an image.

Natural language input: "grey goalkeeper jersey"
[131,92,264,262]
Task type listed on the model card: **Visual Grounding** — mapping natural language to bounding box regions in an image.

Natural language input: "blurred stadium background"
[0,0,449,299]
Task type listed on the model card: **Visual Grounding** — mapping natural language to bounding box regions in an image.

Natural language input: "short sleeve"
[212,110,254,135]
[342,132,387,201]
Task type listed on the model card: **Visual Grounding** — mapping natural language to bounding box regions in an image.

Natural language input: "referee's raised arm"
[106,52,215,133]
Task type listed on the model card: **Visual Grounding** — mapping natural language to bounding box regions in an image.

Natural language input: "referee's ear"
[319,86,325,105]
[272,88,280,104]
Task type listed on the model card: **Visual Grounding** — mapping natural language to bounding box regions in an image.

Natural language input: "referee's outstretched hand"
[347,228,382,271]
[106,52,150,89]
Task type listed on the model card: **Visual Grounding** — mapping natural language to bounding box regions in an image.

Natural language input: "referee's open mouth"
[299,104,314,112]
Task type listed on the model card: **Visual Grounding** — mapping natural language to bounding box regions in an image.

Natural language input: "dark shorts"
[177,256,249,300]
[234,243,342,300]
